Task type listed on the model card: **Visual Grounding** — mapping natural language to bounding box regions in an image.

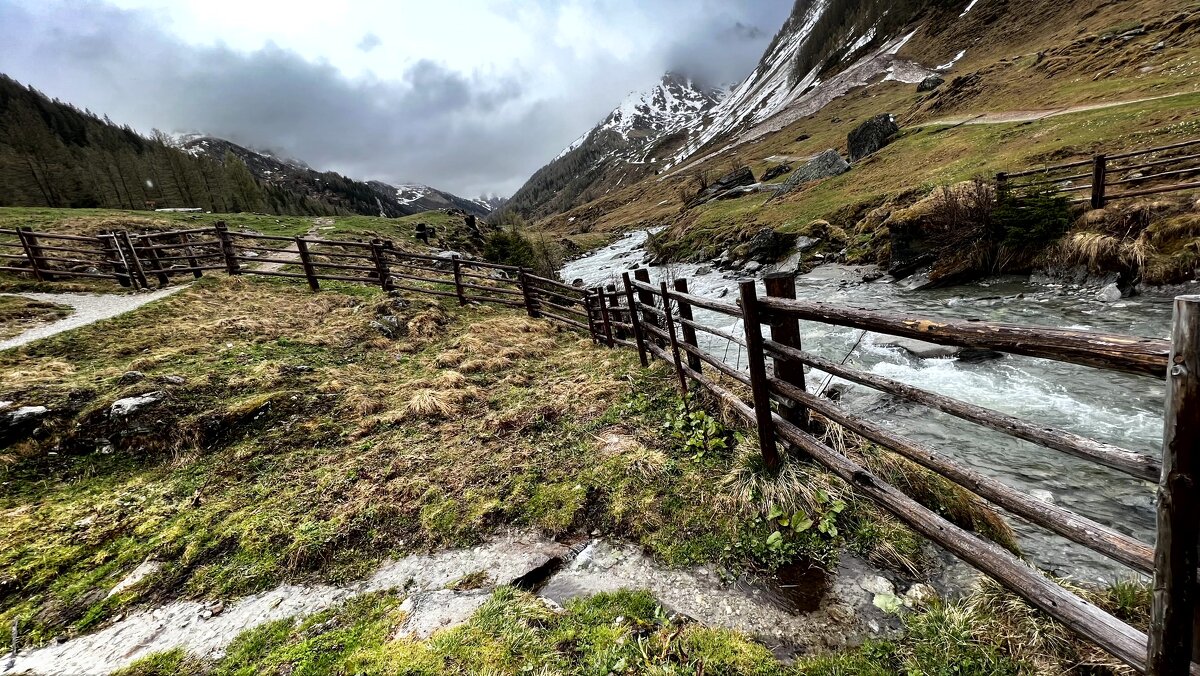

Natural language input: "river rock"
[744,261,762,274]
[1097,283,1123,302]
[695,266,712,276]
[396,589,491,639]
[744,227,795,262]
[904,583,937,606]
[877,336,1001,362]
[848,113,899,161]
[110,392,164,417]
[917,74,945,92]
[776,150,850,195]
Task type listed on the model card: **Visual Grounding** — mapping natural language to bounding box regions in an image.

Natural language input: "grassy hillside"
[527,0,1200,277]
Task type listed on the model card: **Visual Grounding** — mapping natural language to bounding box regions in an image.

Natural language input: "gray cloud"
[357,32,382,52]
[0,1,791,196]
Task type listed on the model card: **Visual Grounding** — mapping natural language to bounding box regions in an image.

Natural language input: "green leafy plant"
[663,396,734,460]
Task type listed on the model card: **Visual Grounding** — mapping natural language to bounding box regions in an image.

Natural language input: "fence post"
[1091,154,1107,209]
[633,268,661,345]
[16,228,46,282]
[597,286,615,348]
[294,238,320,292]
[180,232,203,279]
[98,232,131,287]
[623,272,649,367]
[141,241,170,288]
[995,171,1008,197]
[118,231,150,289]
[673,278,703,374]
[738,280,781,473]
[369,239,395,290]
[583,291,600,343]
[764,272,810,432]
[660,281,690,396]
[607,284,628,340]
[1148,294,1200,675]
[451,254,466,305]
[518,269,541,318]
[214,222,241,276]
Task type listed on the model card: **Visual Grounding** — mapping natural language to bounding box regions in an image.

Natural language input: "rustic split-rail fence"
[999,137,1200,208]
[2,222,1200,674]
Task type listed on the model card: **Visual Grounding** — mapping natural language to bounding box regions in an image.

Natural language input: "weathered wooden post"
[597,286,615,347]
[369,239,395,290]
[623,272,649,367]
[180,232,203,279]
[633,268,661,345]
[607,284,627,340]
[739,280,781,472]
[995,171,1008,197]
[673,278,703,374]
[451,254,466,305]
[1149,294,1200,675]
[583,290,600,343]
[214,222,241,276]
[16,227,46,282]
[118,231,150,289]
[660,281,690,395]
[294,238,320,291]
[1091,154,1108,209]
[518,269,541,318]
[98,232,131,287]
[764,272,810,432]
[141,240,170,287]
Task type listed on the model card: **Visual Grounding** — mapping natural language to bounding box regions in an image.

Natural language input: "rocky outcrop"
[917,74,945,92]
[761,164,792,181]
[848,114,899,161]
[686,166,756,207]
[775,150,850,195]
[1,404,50,445]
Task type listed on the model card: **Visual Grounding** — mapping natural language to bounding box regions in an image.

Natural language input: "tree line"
[0,74,394,217]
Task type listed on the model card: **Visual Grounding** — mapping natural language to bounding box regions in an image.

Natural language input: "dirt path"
[8,531,904,675]
[0,287,187,351]
[922,90,1197,127]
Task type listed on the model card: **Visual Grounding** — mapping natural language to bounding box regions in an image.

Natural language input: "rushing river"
[562,230,1180,583]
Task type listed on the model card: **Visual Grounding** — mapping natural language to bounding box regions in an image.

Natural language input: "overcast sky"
[0,0,792,197]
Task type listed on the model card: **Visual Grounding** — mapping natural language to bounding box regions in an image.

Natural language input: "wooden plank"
[518,270,541,319]
[1149,295,1200,674]
[660,281,689,395]
[1109,138,1200,161]
[539,308,590,332]
[598,286,615,347]
[623,272,649,368]
[673,279,703,373]
[452,255,466,305]
[768,375,1154,573]
[764,272,809,431]
[738,280,780,472]
[763,339,1160,481]
[757,296,1170,377]
[295,238,320,291]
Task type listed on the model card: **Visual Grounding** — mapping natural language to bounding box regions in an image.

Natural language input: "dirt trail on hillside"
[921,90,1197,127]
[0,287,188,351]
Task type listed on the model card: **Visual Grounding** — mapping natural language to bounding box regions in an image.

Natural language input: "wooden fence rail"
[5,222,1200,672]
[999,138,1200,207]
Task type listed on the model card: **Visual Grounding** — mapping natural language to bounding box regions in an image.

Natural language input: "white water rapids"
[562,230,1180,583]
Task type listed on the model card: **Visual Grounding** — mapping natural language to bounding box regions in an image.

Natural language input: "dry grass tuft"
[403,389,455,418]
[438,370,468,388]
[721,445,843,518]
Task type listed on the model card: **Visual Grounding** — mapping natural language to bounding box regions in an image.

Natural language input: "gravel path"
[0,287,188,351]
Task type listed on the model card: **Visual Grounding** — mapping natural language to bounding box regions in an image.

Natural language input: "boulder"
[1,405,50,445]
[877,336,1002,362]
[744,227,795,262]
[761,164,792,182]
[1097,283,1123,302]
[847,114,899,161]
[916,74,945,92]
[110,392,164,418]
[687,166,756,207]
[776,150,850,195]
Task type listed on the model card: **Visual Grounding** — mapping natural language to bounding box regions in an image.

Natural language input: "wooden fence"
[998,138,1200,208]
[4,222,1200,673]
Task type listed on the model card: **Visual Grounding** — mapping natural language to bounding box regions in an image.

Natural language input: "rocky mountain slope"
[498,72,725,221]
[180,136,492,218]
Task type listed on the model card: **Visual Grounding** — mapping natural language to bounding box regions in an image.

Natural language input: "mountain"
[180,136,492,219]
[503,0,966,221]
[499,72,725,221]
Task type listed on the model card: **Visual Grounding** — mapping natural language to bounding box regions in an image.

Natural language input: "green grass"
[0,295,71,339]
[0,275,964,646]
